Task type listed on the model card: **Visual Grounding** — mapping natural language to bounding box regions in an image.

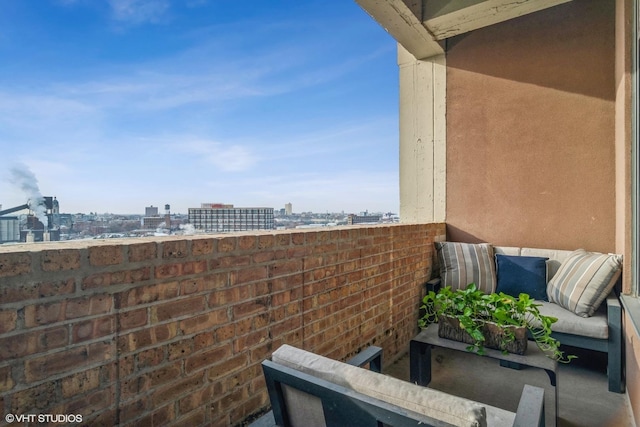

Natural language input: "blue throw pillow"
[495,254,548,301]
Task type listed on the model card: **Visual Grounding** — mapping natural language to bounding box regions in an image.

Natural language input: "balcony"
[0,223,634,426]
[0,223,444,426]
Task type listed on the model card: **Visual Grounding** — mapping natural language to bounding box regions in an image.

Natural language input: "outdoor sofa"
[432,242,624,393]
[252,344,545,427]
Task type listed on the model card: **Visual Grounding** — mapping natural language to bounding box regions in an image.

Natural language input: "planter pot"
[438,315,528,355]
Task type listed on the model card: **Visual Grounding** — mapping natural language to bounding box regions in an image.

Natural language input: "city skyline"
[0,0,399,215]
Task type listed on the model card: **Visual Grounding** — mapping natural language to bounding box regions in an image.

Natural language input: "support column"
[398,44,446,223]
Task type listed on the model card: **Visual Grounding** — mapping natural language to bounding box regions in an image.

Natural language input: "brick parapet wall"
[0,223,445,426]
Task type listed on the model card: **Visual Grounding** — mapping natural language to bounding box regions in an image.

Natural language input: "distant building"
[285,203,292,216]
[347,214,381,225]
[0,217,20,243]
[188,203,274,232]
[145,206,159,216]
[143,217,165,229]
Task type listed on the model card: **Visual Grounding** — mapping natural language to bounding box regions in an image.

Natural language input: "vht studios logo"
[5,414,83,423]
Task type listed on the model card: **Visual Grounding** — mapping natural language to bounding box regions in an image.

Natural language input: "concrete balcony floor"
[385,345,633,427]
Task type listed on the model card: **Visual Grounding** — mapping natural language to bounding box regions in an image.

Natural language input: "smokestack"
[10,164,48,228]
[165,204,171,230]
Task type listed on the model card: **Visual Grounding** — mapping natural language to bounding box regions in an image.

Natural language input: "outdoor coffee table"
[410,326,558,426]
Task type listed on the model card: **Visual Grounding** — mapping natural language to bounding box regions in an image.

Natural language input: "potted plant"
[419,283,575,362]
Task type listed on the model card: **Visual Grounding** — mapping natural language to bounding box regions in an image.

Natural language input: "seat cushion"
[495,254,548,301]
[536,301,608,339]
[547,249,622,317]
[272,344,489,427]
[435,242,497,294]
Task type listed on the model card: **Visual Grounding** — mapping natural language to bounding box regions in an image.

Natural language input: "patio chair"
[253,344,545,427]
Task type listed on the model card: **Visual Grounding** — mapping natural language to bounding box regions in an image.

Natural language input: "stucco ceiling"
[356,0,573,59]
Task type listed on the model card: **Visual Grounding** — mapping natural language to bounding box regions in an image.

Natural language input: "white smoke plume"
[9,163,49,228]
[179,223,195,235]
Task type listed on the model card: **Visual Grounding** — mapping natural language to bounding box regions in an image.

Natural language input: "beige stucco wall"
[445,0,616,252]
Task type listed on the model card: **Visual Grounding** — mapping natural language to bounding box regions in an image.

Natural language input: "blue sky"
[0,0,398,215]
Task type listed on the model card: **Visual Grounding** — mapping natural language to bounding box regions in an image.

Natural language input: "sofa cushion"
[495,254,548,301]
[536,301,608,339]
[435,242,497,293]
[272,344,489,427]
[547,249,623,317]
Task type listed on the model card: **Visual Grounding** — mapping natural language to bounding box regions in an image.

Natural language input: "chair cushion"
[495,254,548,301]
[435,242,497,294]
[547,249,622,317]
[536,301,608,339]
[272,344,489,427]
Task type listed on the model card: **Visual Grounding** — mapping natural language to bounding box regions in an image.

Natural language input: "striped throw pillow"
[435,242,497,293]
[547,249,623,317]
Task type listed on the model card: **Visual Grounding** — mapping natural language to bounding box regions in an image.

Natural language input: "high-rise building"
[285,203,292,216]
[188,203,274,232]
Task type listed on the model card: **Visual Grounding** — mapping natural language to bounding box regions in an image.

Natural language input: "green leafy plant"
[419,283,575,362]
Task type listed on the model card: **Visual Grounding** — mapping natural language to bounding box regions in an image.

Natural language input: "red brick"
[218,237,237,252]
[250,341,275,364]
[41,249,81,271]
[209,286,249,307]
[88,245,124,266]
[0,252,31,277]
[216,255,251,268]
[138,346,165,370]
[230,393,268,425]
[58,386,114,419]
[238,235,256,250]
[257,235,274,249]
[202,272,229,290]
[24,341,113,382]
[207,353,248,381]
[0,309,17,333]
[193,331,215,351]
[0,326,68,359]
[0,278,74,304]
[234,330,269,352]
[182,260,208,275]
[61,366,101,398]
[11,381,57,413]
[0,365,14,392]
[177,407,206,426]
[180,309,229,335]
[291,232,306,245]
[118,308,148,331]
[252,250,275,264]
[128,242,157,262]
[66,294,112,319]
[168,339,193,361]
[232,298,268,320]
[234,317,253,336]
[232,266,268,285]
[154,263,182,279]
[192,238,215,256]
[215,324,235,342]
[140,402,176,425]
[72,316,115,343]
[151,296,205,323]
[152,374,203,406]
[162,240,188,258]
[180,277,204,295]
[185,346,231,373]
[119,397,148,422]
[178,384,212,414]
[115,282,179,308]
[117,323,178,353]
[83,267,151,289]
[147,362,182,388]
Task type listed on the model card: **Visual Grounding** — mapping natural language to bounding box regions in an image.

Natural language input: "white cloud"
[176,139,258,172]
[108,0,170,25]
